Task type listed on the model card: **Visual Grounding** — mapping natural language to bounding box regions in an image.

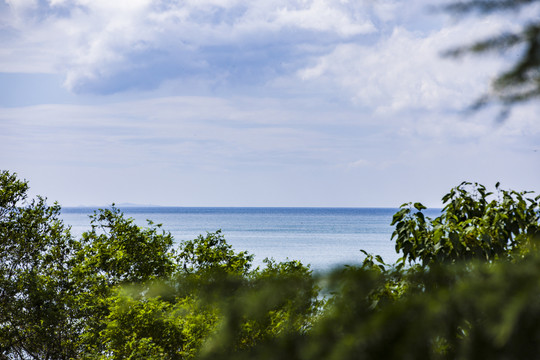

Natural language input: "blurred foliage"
[1,170,540,359]
[443,0,540,114]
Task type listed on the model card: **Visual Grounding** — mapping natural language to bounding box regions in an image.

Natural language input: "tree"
[72,206,179,357]
[391,182,540,266]
[96,241,319,359]
[0,170,320,359]
[176,230,253,277]
[196,182,540,360]
[0,170,80,359]
[5,169,540,359]
[97,285,219,360]
[443,0,540,114]
[89,230,255,360]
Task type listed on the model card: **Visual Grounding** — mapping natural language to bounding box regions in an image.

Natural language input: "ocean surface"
[60,207,441,271]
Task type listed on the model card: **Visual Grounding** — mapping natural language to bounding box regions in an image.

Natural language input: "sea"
[60,207,441,271]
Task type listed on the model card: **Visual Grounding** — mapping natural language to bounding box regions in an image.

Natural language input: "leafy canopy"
[2,170,540,360]
[392,181,540,265]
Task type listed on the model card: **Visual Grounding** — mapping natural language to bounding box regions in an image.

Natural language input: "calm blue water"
[60,207,440,271]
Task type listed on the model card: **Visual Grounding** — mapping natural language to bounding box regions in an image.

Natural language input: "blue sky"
[1,0,539,207]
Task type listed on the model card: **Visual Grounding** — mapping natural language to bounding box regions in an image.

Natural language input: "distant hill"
[115,203,163,208]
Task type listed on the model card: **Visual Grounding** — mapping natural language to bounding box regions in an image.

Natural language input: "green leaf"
[414,202,427,211]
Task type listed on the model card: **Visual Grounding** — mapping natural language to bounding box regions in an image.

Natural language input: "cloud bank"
[2,0,522,103]
[2,0,378,93]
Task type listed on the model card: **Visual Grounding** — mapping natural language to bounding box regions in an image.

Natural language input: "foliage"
[392,182,540,265]
[98,286,218,360]
[93,258,318,359]
[203,254,540,360]
[0,171,320,359]
[2,170,540,360]
[78,207,177,285]
[71,207,180,357]
[0,170,80,359]
[443,0,540,113]
[176,230,253,276]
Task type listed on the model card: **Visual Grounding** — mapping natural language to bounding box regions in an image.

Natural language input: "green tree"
[78,206,177,285]
[98,286,218,360]
[0,170,319,359]
[176,230,253,277]
[95,238,319,359]
[392,182,540,266]
[88,230,254,360]
[5,169,540,360]
[72,206,179,356]
[0,170,79,359]
[196,260,319,360]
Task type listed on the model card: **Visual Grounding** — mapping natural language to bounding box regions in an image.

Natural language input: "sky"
[1,0,539,207]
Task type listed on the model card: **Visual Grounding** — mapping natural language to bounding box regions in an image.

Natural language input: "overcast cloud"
[1,0,539,207]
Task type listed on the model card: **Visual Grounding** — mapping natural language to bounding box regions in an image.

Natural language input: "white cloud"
[297,16,517,112]
[0,0,378,93]
[272,0,375,36]
[1,0,536,100]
